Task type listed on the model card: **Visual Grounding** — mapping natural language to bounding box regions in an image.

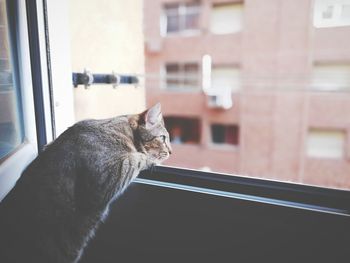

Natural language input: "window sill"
[164,29,202,38]
[0,141,37,201]
[209,30,242,36]
[160,87,201,93]
[138,165,350,217]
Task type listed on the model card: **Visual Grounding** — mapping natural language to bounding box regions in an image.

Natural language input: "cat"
[0,103,171,263]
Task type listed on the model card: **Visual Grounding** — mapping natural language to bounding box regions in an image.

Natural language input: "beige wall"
[70,0,145,121]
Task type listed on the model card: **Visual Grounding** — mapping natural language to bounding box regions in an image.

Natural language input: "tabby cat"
[0,103,171,263]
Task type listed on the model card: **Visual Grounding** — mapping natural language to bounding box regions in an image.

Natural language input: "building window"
[211,66,241,92]
[210,3,243,34]
[163,2,200,35]
[211,124,239,145]
[314,0,350,28]
[312,64,350,91]
[307,129,345,159]
[164,116,201,144]
[0,0,24,159]
[165,63,199,90]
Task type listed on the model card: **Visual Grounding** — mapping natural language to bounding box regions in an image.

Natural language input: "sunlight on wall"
[69,0,145,121]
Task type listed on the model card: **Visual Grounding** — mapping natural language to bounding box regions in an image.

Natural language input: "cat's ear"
[140,103,163,129]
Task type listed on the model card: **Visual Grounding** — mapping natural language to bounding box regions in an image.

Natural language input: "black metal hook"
[72,70,139,88]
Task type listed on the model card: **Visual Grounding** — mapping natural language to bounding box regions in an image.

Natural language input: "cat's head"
[130,103,172,164]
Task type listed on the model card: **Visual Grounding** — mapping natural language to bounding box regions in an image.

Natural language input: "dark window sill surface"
[81,166,350,263]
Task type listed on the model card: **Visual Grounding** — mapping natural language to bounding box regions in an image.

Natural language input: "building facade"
[144,0,350,189]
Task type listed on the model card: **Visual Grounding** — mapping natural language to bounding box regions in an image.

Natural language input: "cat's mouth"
[158,151,170,160]
[150,151,170,163]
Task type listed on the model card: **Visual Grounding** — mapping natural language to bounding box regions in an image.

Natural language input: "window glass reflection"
[0,0,24,159]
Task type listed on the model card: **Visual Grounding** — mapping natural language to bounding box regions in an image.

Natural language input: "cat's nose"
[169,149,172,155]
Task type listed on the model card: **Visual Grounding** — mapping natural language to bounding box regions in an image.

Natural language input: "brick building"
[144,0,350,189]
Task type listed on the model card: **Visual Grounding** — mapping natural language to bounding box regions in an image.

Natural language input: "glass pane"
[183,63,199,87]
[0,0,24,159]
[211,124,239,145]
[184,12,199,30]
[165,63,180,88]
[164,117,200,144]
[166,14,179,33]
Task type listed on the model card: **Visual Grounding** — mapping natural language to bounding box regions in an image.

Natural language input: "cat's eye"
[160,135,166,142]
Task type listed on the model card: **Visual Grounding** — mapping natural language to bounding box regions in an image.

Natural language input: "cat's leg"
[119,152,152,191]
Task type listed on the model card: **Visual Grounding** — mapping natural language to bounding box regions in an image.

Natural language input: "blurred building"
[144,0,350,189]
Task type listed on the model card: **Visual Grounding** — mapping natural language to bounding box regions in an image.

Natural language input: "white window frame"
[0,0,74,201]
[0,0,38,201]
[314,0,350,28]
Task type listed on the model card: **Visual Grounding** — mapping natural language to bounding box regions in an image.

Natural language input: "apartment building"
[143,0,350,189]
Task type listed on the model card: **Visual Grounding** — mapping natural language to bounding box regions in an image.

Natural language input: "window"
[0,0,39,201]
[211,66,240,92]
[0,0,24,159]
[164,117,200,144]
[210,3,243,34]
[163,2,200,35]
[314,0,350,28]
[312,64,350,91]
[211,124,239,145]
[307,129,345,159]
[143,0,350,191]
[165,63,199,90]
[0,0,73,201]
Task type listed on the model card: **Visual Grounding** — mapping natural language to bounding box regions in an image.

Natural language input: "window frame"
[209,2,244,35]
[137,165,350,217]
[162,62,201,91]
[0,0,39,200]
[161,2,201,37]
[164,116,202,144]
[0,0,74,201]
[313,0,350,28]
[209,123,240,148]
[1,0,349,221]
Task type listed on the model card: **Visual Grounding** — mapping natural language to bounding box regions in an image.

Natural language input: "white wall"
[70,0,146,121]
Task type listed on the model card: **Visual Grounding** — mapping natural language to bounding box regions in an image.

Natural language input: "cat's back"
[0,115,135,262]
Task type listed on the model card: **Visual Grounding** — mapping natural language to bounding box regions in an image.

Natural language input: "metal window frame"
[137,165,350,217]
[26,0,51,151]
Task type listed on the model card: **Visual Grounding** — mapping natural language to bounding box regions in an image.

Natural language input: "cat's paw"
[146,161,156,171]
